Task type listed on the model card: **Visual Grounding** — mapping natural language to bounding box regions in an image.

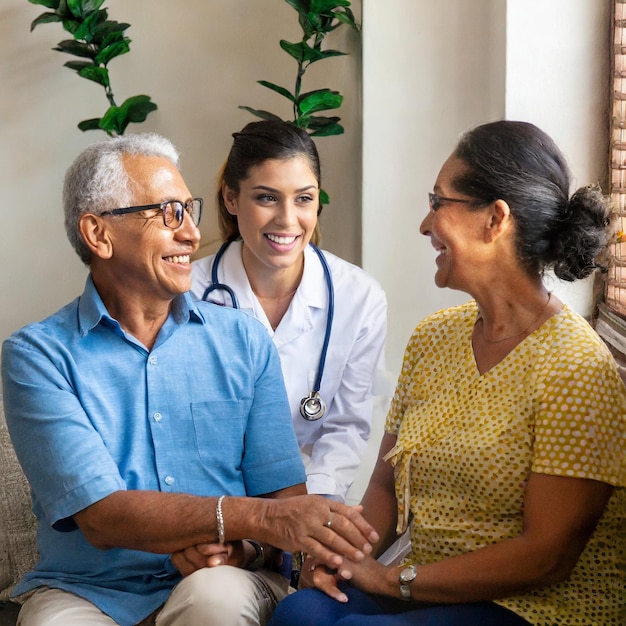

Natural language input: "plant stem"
[294,60,304,121]
[104,82,117,107]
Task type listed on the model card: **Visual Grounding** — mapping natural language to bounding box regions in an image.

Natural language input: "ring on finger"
[325,512,334,528]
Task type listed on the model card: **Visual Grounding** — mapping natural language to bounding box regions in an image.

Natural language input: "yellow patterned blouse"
[385,302,626,625]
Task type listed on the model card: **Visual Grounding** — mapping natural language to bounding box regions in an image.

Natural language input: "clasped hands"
[171,495,379,584]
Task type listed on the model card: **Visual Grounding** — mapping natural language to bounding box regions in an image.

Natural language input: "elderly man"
[1,134,377,626]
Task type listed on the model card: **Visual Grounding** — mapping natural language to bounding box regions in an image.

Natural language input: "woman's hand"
[171,540,244,577]
[299,552,392,602]
[298,553,347,602]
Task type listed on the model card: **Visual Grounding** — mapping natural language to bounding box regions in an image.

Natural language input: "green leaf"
[81,0,107,13]
[61,19,81,36]
[28,0,61,8]
[311,0,351,11]
[303,115,344,136]
[63,59,93,71]
[78,64,109,87]
[98,95,157,135]
[315,49,347,60]
[95,39,130,65]
[74,9,107,42]
[66,0,83,18]
[78,117,102,131]
[120,95,158,123]
[280,40,325,63]
[307,114,340,127]
[310,122,344,137]
[65,0,104,19]
[238,106,284,122]
[257,80,295,102]
[298,89,342,115]
[319,188,330,205]
[98,105,126,135]
[284,0,309,14]
[54,39,96,58]
[93,21,130,46]
[303,11,323,33]
[298,14,315,40]
[334,8,360,31]
[30,12,62,31]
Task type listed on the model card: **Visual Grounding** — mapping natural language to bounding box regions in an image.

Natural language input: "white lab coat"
[191,241,387,501]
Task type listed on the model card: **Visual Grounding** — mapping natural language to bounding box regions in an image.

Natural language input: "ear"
[222,183,239,216]
[484,199,511,242]
[79,213,114,260]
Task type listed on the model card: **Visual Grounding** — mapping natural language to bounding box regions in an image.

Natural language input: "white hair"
[63,133,181,264]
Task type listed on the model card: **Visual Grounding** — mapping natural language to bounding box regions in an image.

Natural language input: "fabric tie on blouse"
[383,441,413,535]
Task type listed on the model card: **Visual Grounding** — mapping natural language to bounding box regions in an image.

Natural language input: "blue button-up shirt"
[1,276,305,625]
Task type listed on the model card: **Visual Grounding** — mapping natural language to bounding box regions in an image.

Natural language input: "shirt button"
[164,476,175,485]
[149,356,158,365]
[153,412,162,422]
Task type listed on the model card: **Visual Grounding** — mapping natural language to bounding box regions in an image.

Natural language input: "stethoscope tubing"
[201,240,334,421]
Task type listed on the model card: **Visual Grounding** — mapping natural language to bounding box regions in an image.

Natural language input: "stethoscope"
[201,241,334,421]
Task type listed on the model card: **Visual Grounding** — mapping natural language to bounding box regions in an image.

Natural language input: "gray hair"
[63,133,181,264]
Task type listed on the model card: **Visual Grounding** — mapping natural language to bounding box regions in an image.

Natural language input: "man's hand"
[255,495,379,572]
[171,541,244,577]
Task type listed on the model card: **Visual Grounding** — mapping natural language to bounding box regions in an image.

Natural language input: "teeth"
[266,234,297,245]
[165,255,190,264]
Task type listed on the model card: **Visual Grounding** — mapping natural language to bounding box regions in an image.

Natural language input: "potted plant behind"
[28,0,157,136]
[240,0,361,206]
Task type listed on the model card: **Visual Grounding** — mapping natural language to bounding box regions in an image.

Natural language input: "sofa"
[0,391,37,625]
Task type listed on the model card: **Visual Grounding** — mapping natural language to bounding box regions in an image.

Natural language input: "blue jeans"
[268,585,532,626]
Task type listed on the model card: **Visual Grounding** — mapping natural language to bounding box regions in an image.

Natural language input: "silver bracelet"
[216,495,226,544]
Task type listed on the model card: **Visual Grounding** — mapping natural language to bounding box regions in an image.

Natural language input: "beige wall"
[0,0,362,342]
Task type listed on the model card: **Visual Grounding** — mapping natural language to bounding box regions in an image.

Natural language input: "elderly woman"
[268,121,626,625]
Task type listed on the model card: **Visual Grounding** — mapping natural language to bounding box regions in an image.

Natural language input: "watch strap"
[246,540,265,571]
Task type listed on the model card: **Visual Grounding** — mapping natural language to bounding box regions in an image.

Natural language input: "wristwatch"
[399,564,417,600]
[246,540,265,571]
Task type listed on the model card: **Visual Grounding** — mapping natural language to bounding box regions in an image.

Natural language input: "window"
[598,0,626,377]
[608,0,626,317]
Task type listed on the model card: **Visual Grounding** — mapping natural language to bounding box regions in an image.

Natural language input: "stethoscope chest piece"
[299,391,326,421]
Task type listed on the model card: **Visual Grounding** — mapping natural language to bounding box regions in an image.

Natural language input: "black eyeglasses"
[101,198,203,229]
[428,192,477,212]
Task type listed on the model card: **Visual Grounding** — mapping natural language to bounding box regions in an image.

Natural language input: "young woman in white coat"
[191,120,387,503]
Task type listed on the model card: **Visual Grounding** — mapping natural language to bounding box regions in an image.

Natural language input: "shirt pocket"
[190,400,245,470]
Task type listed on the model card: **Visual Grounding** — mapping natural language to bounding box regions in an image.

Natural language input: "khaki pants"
[16,566,289,626]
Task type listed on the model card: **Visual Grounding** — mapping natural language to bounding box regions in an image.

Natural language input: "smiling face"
[420,154,492,292]
[223,156,319,280]
[98,154,201,305]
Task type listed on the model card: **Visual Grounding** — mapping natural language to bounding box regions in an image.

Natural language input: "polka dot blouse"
[385,301,626,625]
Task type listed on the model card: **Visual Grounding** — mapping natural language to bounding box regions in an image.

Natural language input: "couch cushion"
[0,392,37,601]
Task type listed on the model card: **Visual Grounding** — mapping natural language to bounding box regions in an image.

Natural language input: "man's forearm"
[74,489,379,572]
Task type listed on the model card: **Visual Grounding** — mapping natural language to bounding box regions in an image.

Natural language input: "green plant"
[240,0,360,138]
[28,0,157,136]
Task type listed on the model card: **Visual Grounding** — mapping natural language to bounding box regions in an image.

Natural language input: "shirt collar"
[78,275,204,337]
